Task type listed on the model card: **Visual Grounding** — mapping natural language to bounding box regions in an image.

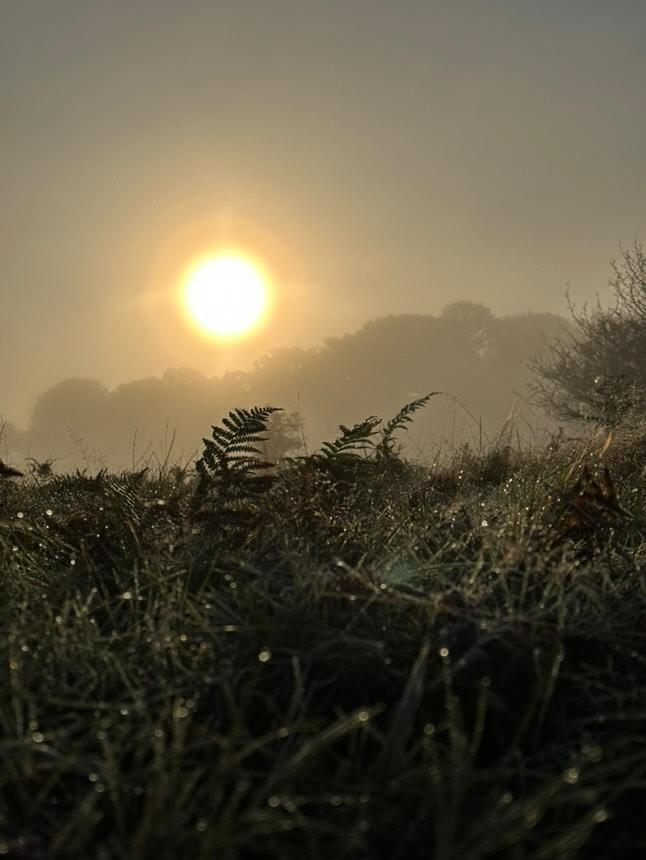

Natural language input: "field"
[1,405,645,859]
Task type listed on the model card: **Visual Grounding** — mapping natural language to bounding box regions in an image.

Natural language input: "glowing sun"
[182,253,270,338]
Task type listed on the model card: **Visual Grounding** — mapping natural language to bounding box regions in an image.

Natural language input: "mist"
[4,1,646,433]
[1,303,568,471]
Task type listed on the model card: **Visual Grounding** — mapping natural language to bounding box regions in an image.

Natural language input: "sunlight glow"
[183,254,270,338]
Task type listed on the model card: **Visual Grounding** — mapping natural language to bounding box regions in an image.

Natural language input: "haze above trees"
[3,303,569,470]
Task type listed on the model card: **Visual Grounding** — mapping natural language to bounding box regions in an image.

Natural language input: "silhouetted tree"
[441,301,495,329]
[30,378,110,462]
[22,306,569,468]
[532,244,646,425]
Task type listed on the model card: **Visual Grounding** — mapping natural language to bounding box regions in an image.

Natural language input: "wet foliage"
[0,406,645,858]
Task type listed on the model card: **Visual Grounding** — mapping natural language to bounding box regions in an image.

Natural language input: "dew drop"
[563,767,579,785]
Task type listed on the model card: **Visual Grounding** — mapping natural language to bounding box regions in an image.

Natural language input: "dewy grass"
[0,405,645,858]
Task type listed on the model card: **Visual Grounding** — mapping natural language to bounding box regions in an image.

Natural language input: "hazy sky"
[3,0,646,424]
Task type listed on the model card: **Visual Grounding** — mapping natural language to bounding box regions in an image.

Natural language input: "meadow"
[1,401,645,859]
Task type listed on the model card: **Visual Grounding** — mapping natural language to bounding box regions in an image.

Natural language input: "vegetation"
[533,243,646,425]
[3,305,567,470]
[1,398,645,858]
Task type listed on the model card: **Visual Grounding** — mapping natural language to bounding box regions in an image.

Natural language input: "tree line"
[1,300,574,471]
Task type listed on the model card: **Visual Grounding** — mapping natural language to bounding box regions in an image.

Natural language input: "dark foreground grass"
[1,422,645,859]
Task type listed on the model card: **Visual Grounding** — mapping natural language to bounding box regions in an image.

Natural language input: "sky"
[3,0,646,425]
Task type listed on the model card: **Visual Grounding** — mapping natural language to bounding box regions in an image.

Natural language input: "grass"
[0,411,645,859]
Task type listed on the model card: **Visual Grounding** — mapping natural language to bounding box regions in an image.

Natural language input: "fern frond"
[103,473,145,525]
[192,406,281,528]
[376,393,439,460]
[318,417,382,461]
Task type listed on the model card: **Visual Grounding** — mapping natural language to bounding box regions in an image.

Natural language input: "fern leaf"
[193,405,282,527]
[376,393,439,459]
[318,417,382,460]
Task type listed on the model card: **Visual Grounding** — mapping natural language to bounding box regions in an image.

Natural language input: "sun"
[182,253,270,338]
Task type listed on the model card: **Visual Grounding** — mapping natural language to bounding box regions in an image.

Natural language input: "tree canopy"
[532,244,646,426]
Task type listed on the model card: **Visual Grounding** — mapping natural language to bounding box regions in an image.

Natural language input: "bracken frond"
[317,417,382,461]
[192,406,281,530]
[375,393,439,460]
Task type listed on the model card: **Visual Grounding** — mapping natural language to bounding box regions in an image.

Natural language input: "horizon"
[1,304,568,473]
[2,302,567,431]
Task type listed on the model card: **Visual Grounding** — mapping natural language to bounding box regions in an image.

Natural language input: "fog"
[1,304,568,470]
[3,2,645,461]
